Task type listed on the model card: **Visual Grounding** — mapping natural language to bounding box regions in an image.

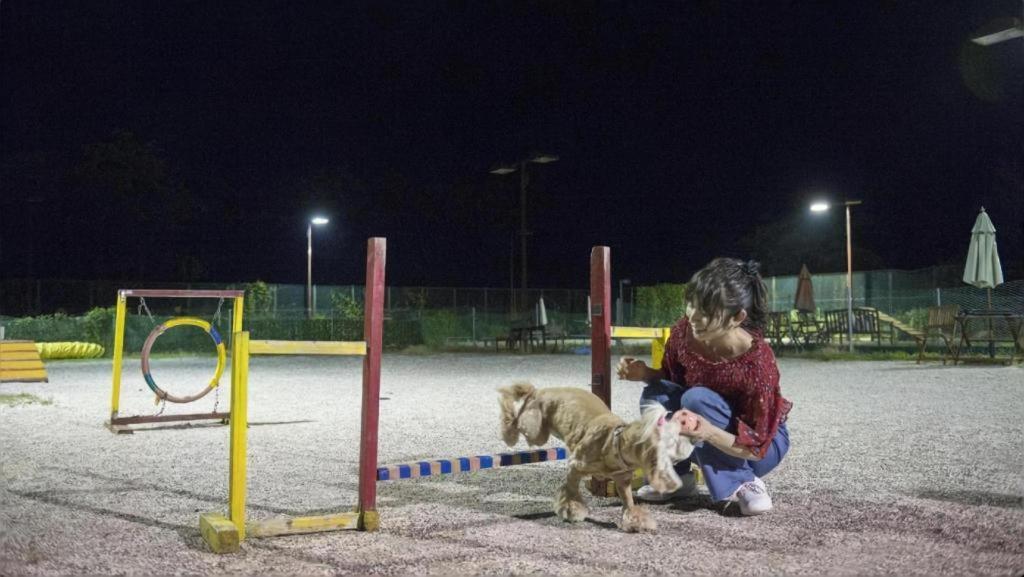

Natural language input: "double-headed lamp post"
[810,200,862,353]
[490,152,559,310]
[307,216,329,319]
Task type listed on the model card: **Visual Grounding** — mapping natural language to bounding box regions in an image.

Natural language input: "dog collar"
[512,390,536,425]
[611,425,631,473]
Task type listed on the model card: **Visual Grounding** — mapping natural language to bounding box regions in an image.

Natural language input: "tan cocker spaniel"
[499,382,693,532]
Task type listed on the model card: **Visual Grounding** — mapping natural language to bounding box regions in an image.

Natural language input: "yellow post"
[110,291,128,418]
[231,296,245,335]
[651,328,670,370]
[228,331,249,540]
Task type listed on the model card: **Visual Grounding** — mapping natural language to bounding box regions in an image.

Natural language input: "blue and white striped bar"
[377,447,568,481]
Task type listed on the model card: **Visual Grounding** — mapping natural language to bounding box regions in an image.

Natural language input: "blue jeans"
[640,381,790,501]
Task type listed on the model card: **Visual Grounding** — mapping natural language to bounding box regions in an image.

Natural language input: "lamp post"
[810,200,862,353]
[617,278,631,325]
[307,216,329,319]
[490,152,559,311]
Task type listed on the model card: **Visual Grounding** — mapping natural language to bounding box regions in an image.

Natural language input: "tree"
[71,131,199,279]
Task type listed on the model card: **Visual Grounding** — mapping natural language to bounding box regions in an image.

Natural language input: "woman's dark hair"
[686,257,768,331]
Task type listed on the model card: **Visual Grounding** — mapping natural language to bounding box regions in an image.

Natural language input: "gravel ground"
[1,353,1022,576]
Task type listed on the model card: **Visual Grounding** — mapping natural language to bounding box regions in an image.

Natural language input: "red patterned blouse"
[659,316,792,459]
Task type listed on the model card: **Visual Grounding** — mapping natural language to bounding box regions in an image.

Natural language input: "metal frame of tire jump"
[200,243,673,552]
[106,289,245,434]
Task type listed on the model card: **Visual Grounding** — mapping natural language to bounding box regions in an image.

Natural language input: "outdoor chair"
[917,304,960,364]
[766,311,799,352]
[794,311,827,345]
[544,322,568,351]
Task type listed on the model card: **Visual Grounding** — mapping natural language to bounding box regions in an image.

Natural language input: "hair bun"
[742,260,761,277]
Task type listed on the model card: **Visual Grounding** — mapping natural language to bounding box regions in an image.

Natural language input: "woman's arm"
[671,410,761,461]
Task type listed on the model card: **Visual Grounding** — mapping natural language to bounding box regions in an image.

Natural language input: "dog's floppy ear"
[498,387,522,447]
[517,404,548,446]
[636,405,694,493]
[659,417,695,462]
[640,402,695,462]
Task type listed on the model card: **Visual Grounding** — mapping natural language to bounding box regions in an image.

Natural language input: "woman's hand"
[616,357,650,381]
[671,410,712,442]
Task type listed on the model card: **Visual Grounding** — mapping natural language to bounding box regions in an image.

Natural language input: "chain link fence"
[2,266,1021,352]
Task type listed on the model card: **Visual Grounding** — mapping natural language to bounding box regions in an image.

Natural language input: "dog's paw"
[555,499,589,523]
[620,506,657,533]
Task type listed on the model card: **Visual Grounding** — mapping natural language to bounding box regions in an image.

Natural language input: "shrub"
[83,306,117,349]
[420,309,462,347]
[634,283,689,327]
[9,313,82,342]
[245,281,274,315]
[330,290,363,320]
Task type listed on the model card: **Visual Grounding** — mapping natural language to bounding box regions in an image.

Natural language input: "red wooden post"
[358,238,386,531]
[589,246,613,496]
[590,246,612,408]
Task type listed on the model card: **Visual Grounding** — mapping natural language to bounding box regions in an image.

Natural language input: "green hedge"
[2,308,426,355]
[633,283,689,327]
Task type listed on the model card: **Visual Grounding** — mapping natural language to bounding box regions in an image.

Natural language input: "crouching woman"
[617,257,792,515]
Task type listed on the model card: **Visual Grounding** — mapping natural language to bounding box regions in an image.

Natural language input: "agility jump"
[107,289,245,433]
[199,238,386,553]
[200,242,681,552]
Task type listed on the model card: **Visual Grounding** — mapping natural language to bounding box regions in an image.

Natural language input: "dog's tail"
[497,382,535,447]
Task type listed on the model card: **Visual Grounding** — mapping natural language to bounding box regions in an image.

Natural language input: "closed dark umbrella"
[794,264,817,313]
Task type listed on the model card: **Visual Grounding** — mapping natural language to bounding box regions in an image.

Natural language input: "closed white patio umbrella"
[963,207,1004,291]
[962,207,1005,358]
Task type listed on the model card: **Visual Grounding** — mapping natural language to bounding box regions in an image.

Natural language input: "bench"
[917,304,959,364]
[822,307,886,345]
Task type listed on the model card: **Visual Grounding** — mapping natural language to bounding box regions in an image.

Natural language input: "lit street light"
[810,199,862,352]
[307,216,329,319]
[490,152,559,312]
[971,1,1023,45]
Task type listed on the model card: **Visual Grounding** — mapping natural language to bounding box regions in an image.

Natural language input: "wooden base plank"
[200,513,240,554]
[247,512,361,538]
[105,422,134,435]
[110,412,230,426]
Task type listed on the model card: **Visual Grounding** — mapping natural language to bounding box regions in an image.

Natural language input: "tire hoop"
[140,317,226,404]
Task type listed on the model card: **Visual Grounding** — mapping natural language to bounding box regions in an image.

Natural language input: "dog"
[498,382,694,532]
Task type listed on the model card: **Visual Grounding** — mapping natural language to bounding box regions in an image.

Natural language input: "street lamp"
[490,152,559,310]
[970,1,1023,45]
[617,278,631,325]
[810,199,862,352]
[307,216,329,319]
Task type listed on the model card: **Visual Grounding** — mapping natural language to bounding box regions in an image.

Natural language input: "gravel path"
[1,354,1022,576]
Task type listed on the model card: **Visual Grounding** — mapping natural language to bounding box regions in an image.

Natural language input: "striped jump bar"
[377,447,568,481]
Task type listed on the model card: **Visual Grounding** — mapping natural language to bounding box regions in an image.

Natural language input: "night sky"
[2,1,1022,289]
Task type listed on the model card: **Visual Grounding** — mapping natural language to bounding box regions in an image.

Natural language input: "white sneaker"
[635,473,700,502]
[727,477,772,515]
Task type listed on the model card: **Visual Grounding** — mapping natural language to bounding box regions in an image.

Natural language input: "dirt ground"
[1,354,1022,576]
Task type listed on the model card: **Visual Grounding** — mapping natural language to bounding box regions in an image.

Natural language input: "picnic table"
[505,324,547,352]
[952,309,1024,365]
